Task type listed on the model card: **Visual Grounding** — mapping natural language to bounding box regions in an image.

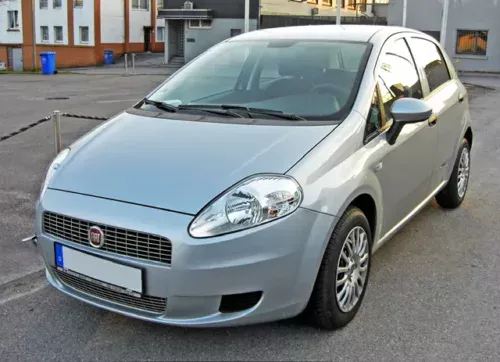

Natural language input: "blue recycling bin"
[104,50,115,65]
[40,52,56,75]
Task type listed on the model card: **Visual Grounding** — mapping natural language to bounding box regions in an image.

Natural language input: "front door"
[372,36,438,236]
[144,26,151,52]
[12,48,23,71]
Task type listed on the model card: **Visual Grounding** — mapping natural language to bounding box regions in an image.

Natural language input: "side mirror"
[386,98,433,145]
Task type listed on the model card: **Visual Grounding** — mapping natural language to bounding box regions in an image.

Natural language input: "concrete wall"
[101,0,125,43]
[388,0,500,72]
[0,0,23,44]
[73,0,95,46]
[184,18,258,62]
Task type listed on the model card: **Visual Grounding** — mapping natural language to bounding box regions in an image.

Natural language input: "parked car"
[36,25,472,329]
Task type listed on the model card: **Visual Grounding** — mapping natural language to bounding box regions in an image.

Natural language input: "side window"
[378,38,423,120]
[366,89,383,140]
[409,38,451,93]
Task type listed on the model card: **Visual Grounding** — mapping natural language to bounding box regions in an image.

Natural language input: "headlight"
[189,174,303,238]
[40,148,70,197]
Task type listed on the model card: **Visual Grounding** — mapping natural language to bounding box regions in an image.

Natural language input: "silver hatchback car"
[36,25,472,329]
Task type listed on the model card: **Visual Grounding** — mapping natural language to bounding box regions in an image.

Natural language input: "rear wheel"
[309,206,372,330]
[436,138,471,209]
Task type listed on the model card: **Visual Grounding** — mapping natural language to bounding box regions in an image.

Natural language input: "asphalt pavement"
[1,74,499,361]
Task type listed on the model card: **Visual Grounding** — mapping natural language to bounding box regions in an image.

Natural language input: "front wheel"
[309,206,372,330]
[436,138,471,209]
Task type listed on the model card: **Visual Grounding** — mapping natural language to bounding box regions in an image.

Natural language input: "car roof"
[228,25,421,44]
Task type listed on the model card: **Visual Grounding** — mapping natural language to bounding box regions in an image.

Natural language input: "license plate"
[55,243,143,296]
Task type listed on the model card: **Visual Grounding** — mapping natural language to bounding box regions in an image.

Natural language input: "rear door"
[372,36,438,235]
[407,37,467,189]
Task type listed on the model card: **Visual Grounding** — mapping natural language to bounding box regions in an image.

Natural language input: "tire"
[308,206,372,330]
[436,138,471,209]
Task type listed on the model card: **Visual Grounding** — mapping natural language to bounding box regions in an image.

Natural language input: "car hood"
[50,112,335,214]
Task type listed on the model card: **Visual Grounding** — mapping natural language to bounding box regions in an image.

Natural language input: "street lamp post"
[440,0,450,47]
[244,0,250,32]
[336,0,341,25]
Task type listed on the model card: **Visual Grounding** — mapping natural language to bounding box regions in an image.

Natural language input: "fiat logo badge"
[88,226,105,249]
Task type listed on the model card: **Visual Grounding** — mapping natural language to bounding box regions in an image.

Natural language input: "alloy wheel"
[335,226,369,313]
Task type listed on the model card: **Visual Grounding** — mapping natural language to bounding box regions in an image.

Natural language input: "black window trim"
[409,36,453,97]
[363,83,387,145]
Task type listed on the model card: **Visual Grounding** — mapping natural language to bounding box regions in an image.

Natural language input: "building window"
[74,0,84,7]
[456,30,488,56]
[7,11,19,30]
[156,26,165,42]
[189,19,212,29]
[54,26,63,43]
[53,0,62,8]
[80,26,89,44]
[132,0,149,10]
[40,0,48,9]
[230,29,242,37]
[41,26,49,42]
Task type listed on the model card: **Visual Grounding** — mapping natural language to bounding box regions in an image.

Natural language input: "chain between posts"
[0,116,52,143]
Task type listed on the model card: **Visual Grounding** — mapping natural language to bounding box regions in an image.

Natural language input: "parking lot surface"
[0,74,499,361]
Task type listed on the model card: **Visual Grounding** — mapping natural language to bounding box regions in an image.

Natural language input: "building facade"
[158,0,259,63]
[388,0,500,72]
[0,0,164,70]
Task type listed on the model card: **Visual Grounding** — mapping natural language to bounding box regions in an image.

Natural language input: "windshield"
[148,39,370,120]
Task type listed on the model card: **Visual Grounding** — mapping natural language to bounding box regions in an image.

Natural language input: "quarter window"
[365,89,383,140]
[378,38,423,120]
[409,38,451,93]
[456,30,488,56]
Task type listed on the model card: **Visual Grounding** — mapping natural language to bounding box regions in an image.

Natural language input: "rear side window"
[378,38,423,120]
[409,38,451,93]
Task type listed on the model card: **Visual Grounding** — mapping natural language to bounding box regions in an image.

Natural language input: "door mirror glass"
[387,98,433,145]
[390,98,433,124]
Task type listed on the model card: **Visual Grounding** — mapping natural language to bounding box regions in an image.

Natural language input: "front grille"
[43,212,172,265]
[53,267,167,314]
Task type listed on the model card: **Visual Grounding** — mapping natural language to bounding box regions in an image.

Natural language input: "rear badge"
[88,226,105,249]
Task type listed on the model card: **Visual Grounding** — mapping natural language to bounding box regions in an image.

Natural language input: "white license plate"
[55,243,142,294]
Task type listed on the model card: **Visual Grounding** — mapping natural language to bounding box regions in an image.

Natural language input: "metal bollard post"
[124,53,128,75]
[132,53,136,75]
[53,110,62,155]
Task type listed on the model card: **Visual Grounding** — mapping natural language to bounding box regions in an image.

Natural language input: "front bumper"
[37,189,336,327]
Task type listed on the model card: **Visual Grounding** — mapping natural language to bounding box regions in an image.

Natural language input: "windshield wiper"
[182,104,306,121]
[142,98,177,113]
[177,105,245,118]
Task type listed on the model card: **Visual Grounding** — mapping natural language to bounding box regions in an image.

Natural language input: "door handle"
[458,93,465,103]
[428,113,438,126]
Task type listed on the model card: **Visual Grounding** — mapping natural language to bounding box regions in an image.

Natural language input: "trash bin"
[104,50,115,65]
[40,52,56,75]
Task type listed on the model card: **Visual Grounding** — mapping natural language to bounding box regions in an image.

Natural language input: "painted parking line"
[97,99,139,104]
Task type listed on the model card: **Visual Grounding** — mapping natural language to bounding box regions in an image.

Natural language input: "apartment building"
[0,0,163,70]
[388,0,499,72]
[0,0,23,70]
